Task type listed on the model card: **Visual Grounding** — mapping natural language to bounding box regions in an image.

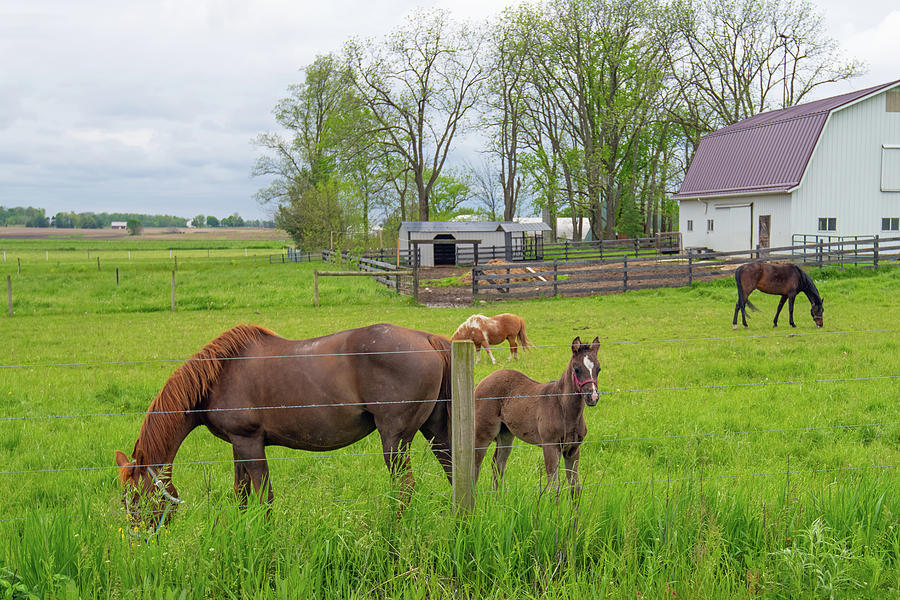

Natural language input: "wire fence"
[2,328,899,520]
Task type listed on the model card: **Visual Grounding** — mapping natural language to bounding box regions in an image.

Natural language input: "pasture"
[1,238,899,598]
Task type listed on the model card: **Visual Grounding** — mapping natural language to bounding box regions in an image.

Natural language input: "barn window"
[706,219,714,232]
[887,90,900,113]
[686,219,693,231]
[883,146,900,191]
[883,217,900,231]
[818,217,836,231]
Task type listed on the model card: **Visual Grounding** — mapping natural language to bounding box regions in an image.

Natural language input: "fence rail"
[472,235,900,300]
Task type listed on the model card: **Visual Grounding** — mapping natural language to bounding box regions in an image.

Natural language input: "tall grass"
[1,240,899,597]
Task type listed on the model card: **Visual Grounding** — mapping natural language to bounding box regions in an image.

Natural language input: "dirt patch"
[414,257,735,305]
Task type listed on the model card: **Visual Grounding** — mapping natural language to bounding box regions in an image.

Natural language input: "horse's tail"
[133,324,275,462]
[517,318,534,351]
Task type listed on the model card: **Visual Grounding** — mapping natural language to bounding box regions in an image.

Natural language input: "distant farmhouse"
[676,80,900,252]
[110,221,127,230]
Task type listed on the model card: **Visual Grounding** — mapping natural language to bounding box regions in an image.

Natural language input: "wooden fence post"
[472,266,479,302]
[874,235,879,268]
[553,260,558,297]
[17,258,21,274]
[451,340,476,514]
[688,255,693,285]
[170,271,175,312]
[7,275,11,317]
[97,256,101,271]
[314,270,319,307]
[623,256,628,292]
[116,268,119,286]
[818,241,824,267]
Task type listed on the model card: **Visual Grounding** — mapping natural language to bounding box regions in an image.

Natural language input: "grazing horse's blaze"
[733,262,824,329]
[115,323,454,530]
[451,313,532,364]
[472,336,602,494]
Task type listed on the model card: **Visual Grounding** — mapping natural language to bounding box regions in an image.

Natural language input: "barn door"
[758,215,771,248]
[433,234,456,265]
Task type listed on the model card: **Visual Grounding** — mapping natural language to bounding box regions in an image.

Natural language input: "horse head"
[811,297,824,328]
[115,450,181,533]
[569,336,602,406]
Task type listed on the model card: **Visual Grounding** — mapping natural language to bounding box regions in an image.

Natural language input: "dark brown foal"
[473,336,601,494]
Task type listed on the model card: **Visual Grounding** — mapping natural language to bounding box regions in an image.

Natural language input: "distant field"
[2,235,900,598]
[0,225,291,242]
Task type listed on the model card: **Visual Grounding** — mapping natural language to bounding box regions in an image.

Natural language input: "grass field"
[2,236,899,598]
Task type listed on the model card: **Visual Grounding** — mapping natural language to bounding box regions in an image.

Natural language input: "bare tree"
[672,0,864,128]
[468,160,502,220]
[346,8,487,221]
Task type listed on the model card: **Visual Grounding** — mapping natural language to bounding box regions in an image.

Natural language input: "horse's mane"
[795,265,821,303]
[133,324,275,462]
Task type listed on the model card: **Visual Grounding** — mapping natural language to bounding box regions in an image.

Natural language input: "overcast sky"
[1,0,897,222]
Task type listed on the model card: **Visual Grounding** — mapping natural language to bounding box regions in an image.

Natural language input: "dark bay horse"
[473,337,601,494]
[733,261,824,329]
[451,313,532,364]
[115,323,453,528]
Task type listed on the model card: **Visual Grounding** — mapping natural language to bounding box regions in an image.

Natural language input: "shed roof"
[400,221,549,233]
[675,80,900,199]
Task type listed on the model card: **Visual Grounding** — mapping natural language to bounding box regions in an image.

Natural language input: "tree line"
[254,0,862,248]
[0,207,274,229]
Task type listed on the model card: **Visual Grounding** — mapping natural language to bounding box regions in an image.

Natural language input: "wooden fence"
[322,249,420,299]
[471,235,900,300]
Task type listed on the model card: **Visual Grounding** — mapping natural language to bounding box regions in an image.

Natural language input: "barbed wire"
[2,327,899,371]
[2,416,898,477]
[1,373,895,423]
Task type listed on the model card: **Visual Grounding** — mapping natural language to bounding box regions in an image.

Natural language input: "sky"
[0,0,897,223]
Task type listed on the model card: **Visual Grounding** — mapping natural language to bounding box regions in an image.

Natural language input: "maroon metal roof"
[675,80,900,198]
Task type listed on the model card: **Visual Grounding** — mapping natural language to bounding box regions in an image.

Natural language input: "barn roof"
[675,80,900,199]
[400,221,549,233]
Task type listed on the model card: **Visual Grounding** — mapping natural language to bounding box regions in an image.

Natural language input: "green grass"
[2,241,900,598]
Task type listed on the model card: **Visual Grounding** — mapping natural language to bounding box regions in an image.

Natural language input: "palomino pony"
[733,262,824,329]
[115,323,453,529]
[451,313,532,364]
[473,336,601,494]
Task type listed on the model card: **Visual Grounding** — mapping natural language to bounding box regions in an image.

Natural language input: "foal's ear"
[590,337,601,351]
[571,336,582,354]
[115,450,135,484]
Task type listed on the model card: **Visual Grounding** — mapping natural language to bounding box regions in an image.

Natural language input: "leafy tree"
[206,216,219,227]
[429,169,474,221]
[125,219,143,235]
[192,215,205,228]
[253,54,356,246]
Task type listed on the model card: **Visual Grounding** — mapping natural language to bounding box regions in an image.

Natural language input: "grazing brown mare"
[115,323,453,529]
[451,313,532,364]
[473,337,601,494]
[733,262,824,329]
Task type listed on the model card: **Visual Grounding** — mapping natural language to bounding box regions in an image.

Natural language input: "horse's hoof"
[732,324,738,330]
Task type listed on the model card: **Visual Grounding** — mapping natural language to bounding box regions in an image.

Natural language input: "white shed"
[676,80,900,252]
[398,221,550,267]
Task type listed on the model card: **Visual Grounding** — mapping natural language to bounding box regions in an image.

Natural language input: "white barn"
[398,221,550,267]
[676,80,900,252]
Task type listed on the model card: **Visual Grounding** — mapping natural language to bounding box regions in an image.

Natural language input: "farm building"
[110,221,127,230]
[676,79,900,252]
[398,221,550,267]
